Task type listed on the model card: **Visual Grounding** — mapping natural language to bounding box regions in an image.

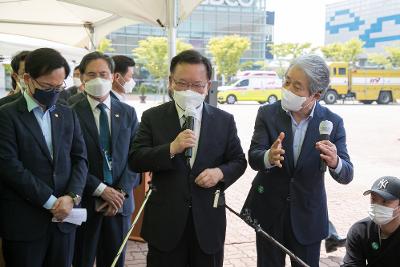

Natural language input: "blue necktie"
[98,103,112,184]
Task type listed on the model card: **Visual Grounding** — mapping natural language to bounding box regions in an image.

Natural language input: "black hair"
[112,55,135,75]
[10,50,30,90]
[74,65,80,71]
[170,50,212,80]
[79,51,115,74]
[25,48,70,79]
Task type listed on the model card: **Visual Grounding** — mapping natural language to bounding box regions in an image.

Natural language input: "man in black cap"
[342,176,400,266]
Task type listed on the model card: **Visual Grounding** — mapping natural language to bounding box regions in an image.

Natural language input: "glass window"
[238,79,249,87]
[338,68,346,75]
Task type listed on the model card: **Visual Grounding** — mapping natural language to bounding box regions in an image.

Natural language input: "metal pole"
[166,0,178,103]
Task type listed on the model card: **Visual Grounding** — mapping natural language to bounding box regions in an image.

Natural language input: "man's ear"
[314,92,321,101]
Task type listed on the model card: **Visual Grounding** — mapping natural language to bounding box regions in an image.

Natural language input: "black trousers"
[3,223,75,267]
[73,213,130,267]
[256,204,321,267]
[147,210,224,267]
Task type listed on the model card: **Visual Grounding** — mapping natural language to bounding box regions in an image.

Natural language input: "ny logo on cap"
[378,179,389,189]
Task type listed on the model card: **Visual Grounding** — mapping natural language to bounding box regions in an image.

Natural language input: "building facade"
[107,0,273,62]
[325,0,400,54]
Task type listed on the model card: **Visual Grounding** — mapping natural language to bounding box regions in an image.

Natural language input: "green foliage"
[207,35,250,79]
[3,64,12,75]
[138,83,147,96]
[133,37,192,79]
[385,46,400,67]
[96,38,115,53]
[321,38,364,65]
[268,42,316,59]
[368,53,391,68]
[240,60,269,71]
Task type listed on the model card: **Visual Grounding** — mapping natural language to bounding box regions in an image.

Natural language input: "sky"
[267,0,344,46]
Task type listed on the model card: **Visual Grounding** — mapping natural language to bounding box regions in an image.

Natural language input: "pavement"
[122,97,400,267]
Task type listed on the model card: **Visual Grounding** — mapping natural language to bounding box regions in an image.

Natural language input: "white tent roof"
[0,0,138,48]
[60,0,203,28]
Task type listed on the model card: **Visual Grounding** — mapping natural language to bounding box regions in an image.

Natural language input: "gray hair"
[286,54,330,95]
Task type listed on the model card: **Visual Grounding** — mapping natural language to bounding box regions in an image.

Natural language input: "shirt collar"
[23,91,40,112]
[175,102,203,120]
[87,94,112,111]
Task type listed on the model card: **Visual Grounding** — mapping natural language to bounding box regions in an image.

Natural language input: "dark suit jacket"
[72,97,140,217]
[58,86,79,105]
[0,91,22,106]
[242,101,353,245]
[0,97,88,241]
[129,101,247,254]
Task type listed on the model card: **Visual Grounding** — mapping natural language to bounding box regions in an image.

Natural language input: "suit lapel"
[76,98,102,153]
[17,98,53,163]
[50,106,63,164]
[191,103,211,171]
[111,98,122,154]
[295,103,323,169]
[276,107,295,175]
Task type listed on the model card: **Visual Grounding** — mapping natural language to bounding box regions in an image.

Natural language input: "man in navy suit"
[129,50,247,267]
[242,54,354,267]
[72,52,140,267]
[0,48,88,267]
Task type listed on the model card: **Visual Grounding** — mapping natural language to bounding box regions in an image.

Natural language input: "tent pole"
[166,0,178,103]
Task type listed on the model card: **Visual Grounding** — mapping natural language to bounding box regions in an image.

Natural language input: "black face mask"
[32,88,60,109]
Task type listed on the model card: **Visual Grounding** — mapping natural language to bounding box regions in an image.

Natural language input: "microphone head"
[184,107,197,118]
[319,120,333,135]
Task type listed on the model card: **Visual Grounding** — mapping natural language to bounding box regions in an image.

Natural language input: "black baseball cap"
[363,176,400,200]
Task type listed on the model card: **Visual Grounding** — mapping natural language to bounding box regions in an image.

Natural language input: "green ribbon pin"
[371,242,379,250]
[257,185,264,194]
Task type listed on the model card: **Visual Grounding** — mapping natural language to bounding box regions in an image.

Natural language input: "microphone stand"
[215,190,310,267]
[110,183,156,267]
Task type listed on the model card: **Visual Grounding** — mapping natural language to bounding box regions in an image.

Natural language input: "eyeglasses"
[172,78,208,91]
[33,79,66,92]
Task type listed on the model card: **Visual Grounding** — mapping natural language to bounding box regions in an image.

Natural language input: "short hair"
[79,51,115,74]
[112,55,135,75]
[286,54,330,95]
[170,50,212,80]
[74,65,80,72]
[10,50,30,89]
[25,48,70,79]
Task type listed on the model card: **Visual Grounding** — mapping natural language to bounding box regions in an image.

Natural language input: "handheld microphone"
[184,107,196,159]
[319,120,333,172]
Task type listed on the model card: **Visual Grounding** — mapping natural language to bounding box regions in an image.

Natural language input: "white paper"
[52,208,87,225]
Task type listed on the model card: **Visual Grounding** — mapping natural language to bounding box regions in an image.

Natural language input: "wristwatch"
[67,192,82,206]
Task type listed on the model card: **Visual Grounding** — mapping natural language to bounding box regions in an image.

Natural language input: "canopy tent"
[0,0,138,49]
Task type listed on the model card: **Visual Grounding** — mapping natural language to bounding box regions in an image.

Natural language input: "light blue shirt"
[24,92,57,209]
[264,103,342,173]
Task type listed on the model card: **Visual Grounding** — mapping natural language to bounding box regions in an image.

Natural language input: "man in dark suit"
[110,55,136,102]
[242,54,354,267]
[129,50,247,267]
[0,50,30,106]
[0,48,88,267]
[72,52,140,267]
[58,66,84,104]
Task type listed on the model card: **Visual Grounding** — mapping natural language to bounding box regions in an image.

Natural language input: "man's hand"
[195,168,224,188]
[315,140,338,168]
[268,132,285,168]
[101,187,125,210]
[104,203,118,217]
[170,129,197,155]
[51,196,74,221]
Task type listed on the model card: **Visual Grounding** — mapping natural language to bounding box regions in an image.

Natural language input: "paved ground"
[123,97,400,267]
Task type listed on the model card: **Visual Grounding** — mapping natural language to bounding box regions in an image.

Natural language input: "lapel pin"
[115,114,120,118]
[371,242,379,250]
[54,113,59,118]
[257,185,264,194]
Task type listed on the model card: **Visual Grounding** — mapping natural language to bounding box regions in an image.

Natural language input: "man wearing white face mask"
[242,54,354,267]
[111,55,136,102]
[58,66,84,104]
[343,176,400,266]
[71,52,140,267]
[129,50,247,267]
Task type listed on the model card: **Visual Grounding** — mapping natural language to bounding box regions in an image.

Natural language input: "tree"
[207,35,250,79]
[133,37,192,79]
[268,42,316,60]
[385,46,400,67]
[367,53,390,68]
[321,38,364,65]
[97,38,115,53]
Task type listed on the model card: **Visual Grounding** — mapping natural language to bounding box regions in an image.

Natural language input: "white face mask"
[84,77,112,98]
[122,78,136,94]
[173,89,206,111]
[73,78,82,87]
[281,88,307,112]
[368,203,399,225]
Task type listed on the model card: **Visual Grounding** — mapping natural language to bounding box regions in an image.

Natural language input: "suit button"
[286,195,291,201]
